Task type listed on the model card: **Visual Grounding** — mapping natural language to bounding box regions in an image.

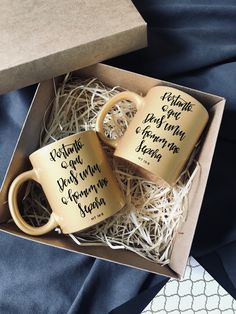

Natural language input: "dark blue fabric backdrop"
[0,1,236,313]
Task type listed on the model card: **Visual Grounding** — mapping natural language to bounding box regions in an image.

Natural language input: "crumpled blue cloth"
[0,232,167,314]
[1,1,236,313]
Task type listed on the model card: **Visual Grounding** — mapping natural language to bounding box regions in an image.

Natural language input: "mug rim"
[30,130,97,158]
[149,85,209,118]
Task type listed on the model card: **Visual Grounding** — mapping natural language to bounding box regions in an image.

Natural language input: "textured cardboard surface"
[0,0,146,94]
[0,64,225,278]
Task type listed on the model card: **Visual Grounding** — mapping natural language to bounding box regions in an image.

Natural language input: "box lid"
[0,0,146,94]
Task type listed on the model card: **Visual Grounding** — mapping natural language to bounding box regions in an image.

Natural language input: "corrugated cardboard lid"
[0,0,146,94]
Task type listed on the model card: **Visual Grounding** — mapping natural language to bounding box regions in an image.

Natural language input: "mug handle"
[96,91,144,148]
[8,169,58,236]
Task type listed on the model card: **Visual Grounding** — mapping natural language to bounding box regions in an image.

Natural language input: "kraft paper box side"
[0,223,176,278]
[0,0,146,95]
[169,99,225,277]
[0,64,225,278]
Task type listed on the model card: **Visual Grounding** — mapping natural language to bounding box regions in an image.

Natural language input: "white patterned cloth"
[142,257,236,313]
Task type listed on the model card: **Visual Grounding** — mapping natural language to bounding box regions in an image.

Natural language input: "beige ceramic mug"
[8,131,125,236]
[96,86,209,186]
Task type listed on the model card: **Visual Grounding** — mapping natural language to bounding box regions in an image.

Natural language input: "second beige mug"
[8,131,125,236]
[96,86,209,186]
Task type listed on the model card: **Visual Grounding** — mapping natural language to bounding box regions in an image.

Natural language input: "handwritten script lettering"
[50,138,108,219]
[134,91,194,164]
[160,92,193,112]
[50,139,84,162]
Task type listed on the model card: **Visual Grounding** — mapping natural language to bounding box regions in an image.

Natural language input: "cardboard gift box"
[0,0,146,94]
[0,1,225,279]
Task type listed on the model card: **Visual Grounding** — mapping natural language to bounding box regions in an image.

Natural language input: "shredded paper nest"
[20,74,199,265]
